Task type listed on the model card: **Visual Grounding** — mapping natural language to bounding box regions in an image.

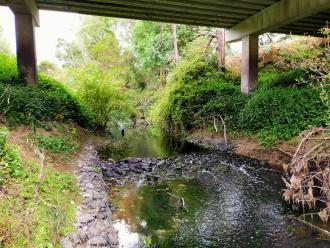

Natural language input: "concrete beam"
[241,35,258,94]
[5,0,39,26]
[14,12,38,85]
[226,0,330,42]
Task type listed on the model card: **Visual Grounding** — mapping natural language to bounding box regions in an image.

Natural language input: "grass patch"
[35,134,79,154]
[0,128,78,247]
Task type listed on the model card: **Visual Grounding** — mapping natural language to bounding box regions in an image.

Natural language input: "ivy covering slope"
[150,37,329,146]
[0,53,93,128]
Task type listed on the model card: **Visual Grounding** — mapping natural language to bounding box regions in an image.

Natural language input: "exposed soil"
[7,124,89,172]
[187,131,296,171]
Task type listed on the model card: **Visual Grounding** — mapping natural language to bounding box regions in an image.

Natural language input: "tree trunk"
[216,28,225,71]
[203,36,214,55]
[160,66,166,87]
[172,24,180,65]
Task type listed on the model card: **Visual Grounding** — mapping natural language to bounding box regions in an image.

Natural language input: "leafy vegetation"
[0,128,78,247]
[35,133,79,154]
[150,34,329,146]
[240,87,327,146]
[0,54,92,128]
[57,17,137,131]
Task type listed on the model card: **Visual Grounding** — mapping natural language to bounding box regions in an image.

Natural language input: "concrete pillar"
[216,28,225,71]
[14,12,37,85]
[241,35,258,94]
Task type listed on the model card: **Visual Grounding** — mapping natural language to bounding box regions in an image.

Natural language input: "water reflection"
[110,179,206,247]
[98,129,199,161]
[114,220,139,248]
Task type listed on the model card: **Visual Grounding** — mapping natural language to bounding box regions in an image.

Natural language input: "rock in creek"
[100,151,261,187]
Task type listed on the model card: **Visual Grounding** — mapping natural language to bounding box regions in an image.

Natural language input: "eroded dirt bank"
[187,132,296,171]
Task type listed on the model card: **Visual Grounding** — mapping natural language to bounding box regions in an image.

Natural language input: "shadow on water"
[101,130,330,248]
[98,129,200,161]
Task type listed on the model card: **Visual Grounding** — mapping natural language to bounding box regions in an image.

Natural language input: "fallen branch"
[276,147,293,158]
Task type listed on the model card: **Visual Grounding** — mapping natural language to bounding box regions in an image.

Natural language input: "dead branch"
[283,128,330,223]
[276,147,293,158]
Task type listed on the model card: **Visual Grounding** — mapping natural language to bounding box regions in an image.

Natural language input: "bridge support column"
[14,12,37,85]
[241,34,258,94]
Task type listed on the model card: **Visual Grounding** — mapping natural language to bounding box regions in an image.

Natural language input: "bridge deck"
[1,0,329,36]
[0,0,329,90]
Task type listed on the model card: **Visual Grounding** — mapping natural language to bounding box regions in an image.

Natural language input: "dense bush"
[150,55,247,134]
[0,53,93,128]
[151,42,328,146]
[240,87,328,146]
[165,81,247,132]
[259,68,308,89]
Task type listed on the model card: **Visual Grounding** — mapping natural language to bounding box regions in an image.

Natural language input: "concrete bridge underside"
[1,0,330,93]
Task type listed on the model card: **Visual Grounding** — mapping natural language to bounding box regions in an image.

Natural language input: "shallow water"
[98,129,199,161]
[110,164,330,248]
[103,130,330,248]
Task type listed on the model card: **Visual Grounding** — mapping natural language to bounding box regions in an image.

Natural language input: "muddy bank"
[61,141,118,248]
[186,132,296,171]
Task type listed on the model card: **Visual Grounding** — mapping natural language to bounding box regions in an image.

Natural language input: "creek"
[98,130,330,248]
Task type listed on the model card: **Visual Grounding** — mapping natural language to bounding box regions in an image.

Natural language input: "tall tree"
[132,21,194,81]
[172,24,180,65]
[55,16,136,130]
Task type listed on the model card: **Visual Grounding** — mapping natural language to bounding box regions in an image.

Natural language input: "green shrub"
[0,127,8,156]
[240,87,328,146]
[150,54,246,134]
[173,82,246,130]
[0,53,93,128]
[259,69,308,89]
[170,56,219,84]
[0,129,24,184]
[35,133,79,154]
